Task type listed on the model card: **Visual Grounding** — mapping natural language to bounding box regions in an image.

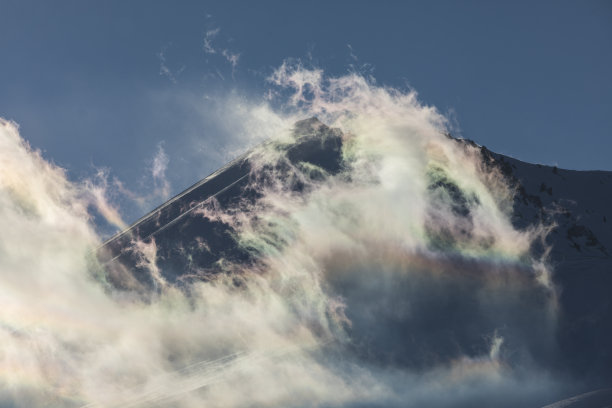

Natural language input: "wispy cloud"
[203,27,241,73]
[157,44,185,84]
[81,167,127,231]
[0,64,579,407]
[347,43,358,62]
[98,142,172,218]
[221,49,240,70]
[203,28,220,55]
[151,141,171,199]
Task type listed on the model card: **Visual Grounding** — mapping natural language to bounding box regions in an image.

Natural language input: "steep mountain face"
[486,150,612,385]
[99,118,345,290]
[99,118,612,407]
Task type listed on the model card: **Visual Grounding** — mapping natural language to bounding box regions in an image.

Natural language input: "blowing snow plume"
[0,66,607,407]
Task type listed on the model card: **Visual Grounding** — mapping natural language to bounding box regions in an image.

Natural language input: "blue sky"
[1,0,610,221]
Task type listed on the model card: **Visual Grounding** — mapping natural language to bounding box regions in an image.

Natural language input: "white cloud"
[0,64,575,407]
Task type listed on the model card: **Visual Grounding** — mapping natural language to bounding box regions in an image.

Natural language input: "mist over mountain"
[98,117,612,408]
[0,67,610,407]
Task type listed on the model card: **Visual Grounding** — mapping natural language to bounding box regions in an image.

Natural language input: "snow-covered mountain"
[99,118,612,407]
[480,141,612,393]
